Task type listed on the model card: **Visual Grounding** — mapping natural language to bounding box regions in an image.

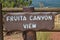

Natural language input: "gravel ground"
[3,32,24,40]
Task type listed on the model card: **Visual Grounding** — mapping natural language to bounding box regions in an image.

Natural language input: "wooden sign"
[3,12,55,31]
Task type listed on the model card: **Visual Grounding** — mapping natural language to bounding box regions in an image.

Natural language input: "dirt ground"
[4,32,60,40]
[3,32,24,40]
[50,32,60,40]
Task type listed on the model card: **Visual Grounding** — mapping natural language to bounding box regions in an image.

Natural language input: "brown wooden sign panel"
[3,12,55,31]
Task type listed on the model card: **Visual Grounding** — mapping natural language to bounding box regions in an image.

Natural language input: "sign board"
[3,12,55,31]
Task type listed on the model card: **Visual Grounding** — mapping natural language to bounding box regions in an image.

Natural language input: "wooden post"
[0,3,3,40]
[23,7,36,40]
[23,30,36,40]
[2,8,60,12]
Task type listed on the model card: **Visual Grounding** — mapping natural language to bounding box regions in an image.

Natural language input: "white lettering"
[6,16,27,21]
[29,15,52,21]
[23,23,36,29]
[6,15,52,21]
[6,16,10,21]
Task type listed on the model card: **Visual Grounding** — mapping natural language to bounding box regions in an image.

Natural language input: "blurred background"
[0,0,60,40]
[1,0,60,8]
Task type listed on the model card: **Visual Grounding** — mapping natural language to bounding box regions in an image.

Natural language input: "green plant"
[23,0,32,6]
[0,0,32,8]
